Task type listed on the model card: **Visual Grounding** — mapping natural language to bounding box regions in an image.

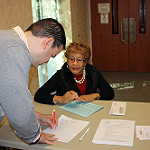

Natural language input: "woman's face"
[67,52,86,75]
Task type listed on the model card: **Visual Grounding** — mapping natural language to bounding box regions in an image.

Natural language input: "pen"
[52,109,55,129]
[79,127,90,141]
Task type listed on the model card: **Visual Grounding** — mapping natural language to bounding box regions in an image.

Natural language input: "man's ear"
[43,38,54,49]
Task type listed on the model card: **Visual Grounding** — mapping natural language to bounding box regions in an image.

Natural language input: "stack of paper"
[92,119,135,147]
[136,126,150,140]
[43,114,89,143]
[60,101,104,117]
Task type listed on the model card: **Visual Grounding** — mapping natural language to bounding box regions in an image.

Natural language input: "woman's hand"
[76,93,100,102]
[54,90,79,103]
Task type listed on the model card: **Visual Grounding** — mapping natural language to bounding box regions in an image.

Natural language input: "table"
[0,100,150,150]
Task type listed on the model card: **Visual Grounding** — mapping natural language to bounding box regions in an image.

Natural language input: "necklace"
[74,69,86,84]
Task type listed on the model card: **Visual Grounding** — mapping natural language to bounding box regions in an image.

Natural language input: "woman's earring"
[67,64,68,68]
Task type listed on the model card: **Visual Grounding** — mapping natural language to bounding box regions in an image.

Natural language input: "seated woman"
[34,41,114,104]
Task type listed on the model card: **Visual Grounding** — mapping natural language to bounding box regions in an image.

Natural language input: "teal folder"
[60,101,104,117]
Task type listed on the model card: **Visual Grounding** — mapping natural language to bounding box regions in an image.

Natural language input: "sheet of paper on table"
[136,126,150,140]
[92,119,135,147]
[43,114,89,143]
[60,101,104,117]
[109,101,126,116]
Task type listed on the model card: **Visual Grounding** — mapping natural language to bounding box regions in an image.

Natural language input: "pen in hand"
[79,127,90,141]
[52,109,55,129]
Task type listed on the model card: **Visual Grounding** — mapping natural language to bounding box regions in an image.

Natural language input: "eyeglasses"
[67,57,85,63]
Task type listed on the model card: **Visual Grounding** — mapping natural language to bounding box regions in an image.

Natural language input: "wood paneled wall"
[70,0,92,63]
[70,0,90,44]
[0,0,33,30]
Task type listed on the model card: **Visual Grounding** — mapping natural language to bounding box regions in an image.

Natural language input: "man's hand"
[35,111,58,129]
[37,132,58,145]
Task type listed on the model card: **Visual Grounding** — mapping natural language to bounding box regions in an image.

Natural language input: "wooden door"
[90,0,150,72]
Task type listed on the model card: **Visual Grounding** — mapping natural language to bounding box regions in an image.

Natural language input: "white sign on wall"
[100,13,109,24]
[98,3,110,24]
[98,3,110,13]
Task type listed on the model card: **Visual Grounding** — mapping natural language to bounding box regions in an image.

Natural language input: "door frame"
[87,0,93,64]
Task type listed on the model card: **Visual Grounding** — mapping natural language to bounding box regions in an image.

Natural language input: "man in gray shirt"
[0,18,66,145]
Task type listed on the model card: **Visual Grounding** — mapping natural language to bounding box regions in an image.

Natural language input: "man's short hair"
[26,18,66,49]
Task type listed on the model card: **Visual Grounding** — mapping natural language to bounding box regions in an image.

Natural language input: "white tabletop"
[0,100,150,150]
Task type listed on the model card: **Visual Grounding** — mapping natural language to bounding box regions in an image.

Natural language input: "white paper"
[109,101,126,116]
[136,126,150,140]
[92,119,135,147]
[43,114,89,143]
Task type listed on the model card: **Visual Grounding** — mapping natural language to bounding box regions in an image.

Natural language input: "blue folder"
[60,101,104,117]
